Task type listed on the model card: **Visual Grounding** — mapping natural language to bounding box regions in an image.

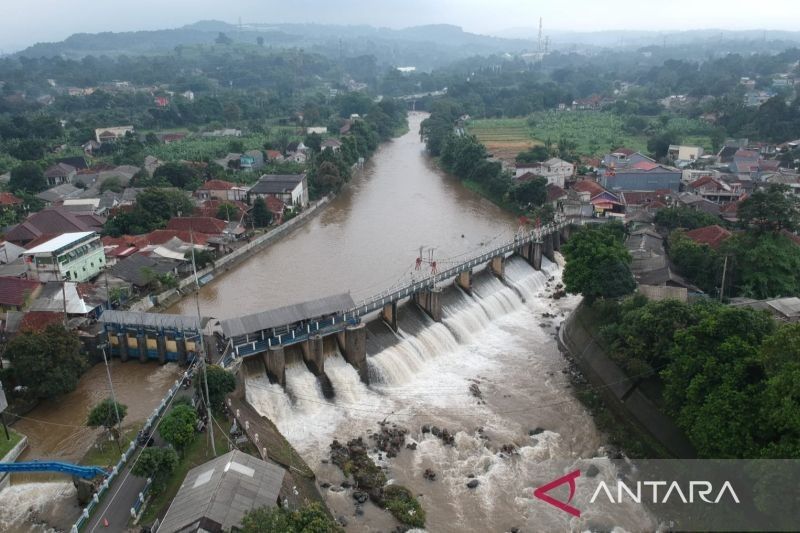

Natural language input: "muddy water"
[170,112,518,317]
[0,361,181,532]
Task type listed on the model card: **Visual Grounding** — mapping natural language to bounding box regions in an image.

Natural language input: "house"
[55,156,89,171]
[94,126,134,143]
[321,139,342,153]
[144,155,163,176]
[668,145,704,162]
[36,183,83,206]
[23,232,106,283]
[306,126,327,135]
[264,196,286,223]
[154,96,170,107]
[0,241,26,264]
[572,95,607,110]
[519,158,574,187]
[82,140,101,155]
[107,252,180,289]
[167,216,227,235]
[590,190,625,217]
[684,225,732,249]
[5,207,106,247]
[601,161,682,193]
[29,281,95,316]
[0,277,43,311]
[744,90,776,107]
[157,450,285,533]
[248,174,309,208]
[195,199,250,221]
[625,226,699,298]
[731,297,800,322]
[239,150,265,170]
[545,183,567,210]
[602,148,653,169]
[676,192,722,216]
[265,150,283,162]
[202,129,242,138]
[0,192,22,210]
[195,180,248,202]
[214,153,242,170]
[621,190,671,214]
[43,163,77,186]
[159,133,186,144]
[688,175,741,203]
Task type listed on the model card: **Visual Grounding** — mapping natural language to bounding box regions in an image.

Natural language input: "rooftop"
[684,225,732,249]
[158,450,285,533]
[24,232,95,254]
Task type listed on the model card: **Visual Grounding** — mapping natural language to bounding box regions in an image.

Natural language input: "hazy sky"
[2,0,800,52]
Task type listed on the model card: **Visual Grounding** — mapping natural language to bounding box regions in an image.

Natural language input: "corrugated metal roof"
[158,450,285,533]
[221,292,355,338]
[99,309,206,331]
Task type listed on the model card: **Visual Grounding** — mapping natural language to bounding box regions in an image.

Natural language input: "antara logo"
[533,469,582,517]
[534,468,741,518]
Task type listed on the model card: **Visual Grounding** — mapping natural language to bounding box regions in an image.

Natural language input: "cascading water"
[245,258,651,531]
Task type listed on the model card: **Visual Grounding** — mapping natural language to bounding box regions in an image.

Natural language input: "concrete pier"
[553,230,561,251]
[455,270,472,294]
[157,335,167,364]
[413,287,442,322]
[301,335,325,375]
[137,334,147,363]
[177,337,187,366]
[343,323,368,384]
[532,241,543,270]
[490,256,504,278]
[262,346,286,386]
[117,333,128,362]
[380,301,398,332]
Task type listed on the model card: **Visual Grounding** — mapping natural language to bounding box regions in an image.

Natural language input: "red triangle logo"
[533,469,581,517]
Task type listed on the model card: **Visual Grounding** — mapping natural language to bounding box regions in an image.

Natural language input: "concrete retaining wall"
[558,302,695,458]
[0,434,28,491]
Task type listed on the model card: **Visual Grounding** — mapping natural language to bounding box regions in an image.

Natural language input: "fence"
[71,366,195,532]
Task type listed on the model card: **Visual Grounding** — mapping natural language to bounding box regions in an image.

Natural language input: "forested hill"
[15,21,533,69]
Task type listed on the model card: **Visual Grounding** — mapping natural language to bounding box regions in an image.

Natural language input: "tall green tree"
[738,184,800,232]
[251,197,273,227]
[196,366,236,413]
[562,224,636,303]
[9,161,46,193]
[87,398,128,440]
[158,404,197,454]
[132,447,178,484]
[6,325,87,399]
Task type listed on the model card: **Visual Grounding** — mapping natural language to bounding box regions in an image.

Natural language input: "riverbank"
[557,300,695,458]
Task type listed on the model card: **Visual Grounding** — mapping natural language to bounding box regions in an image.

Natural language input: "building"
[158,450,285,533]
[240,150,265,170]
[195,180,248,202]
[36,183,83,206]
[43,163,77,186]
[306,126,327,135]
[525,158,574,187]
[321,138,342,153]
[94,126,134,143]
[23,232,106,283]
[0,277,42,311]
[668,145,704,162]
[601,161,682,193]
[684,225,732,249]
[248,174,309,208]
[687,175,741,203]
[602,148,653,169]
[5,207,106,247]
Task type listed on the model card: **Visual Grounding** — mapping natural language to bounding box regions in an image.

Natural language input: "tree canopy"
[132,447,178,483]
[240,503,343,533]
[6,325,86,399]
[562,223,635,303]
[87,398,128,432]
[196,365,236,413]
[737,184,800,232]
[9,161,46,193]
[158,404,197,453]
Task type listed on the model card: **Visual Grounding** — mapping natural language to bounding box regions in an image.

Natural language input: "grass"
[468,111,714,160]
[0,428,23,459]
[80,429,138,468]
[139,413,231,525]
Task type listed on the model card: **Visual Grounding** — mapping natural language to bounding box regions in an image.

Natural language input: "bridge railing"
[228,219,569,359]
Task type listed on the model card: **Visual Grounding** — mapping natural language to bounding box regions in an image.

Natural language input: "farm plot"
[467,119,540,162]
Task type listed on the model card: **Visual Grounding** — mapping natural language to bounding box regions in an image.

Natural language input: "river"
[197,113,651,531]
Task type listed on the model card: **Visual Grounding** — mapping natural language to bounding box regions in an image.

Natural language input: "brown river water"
[0,113,652,532]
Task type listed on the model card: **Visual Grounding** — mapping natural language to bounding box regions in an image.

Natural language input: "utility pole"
[190,228,216,456]
[719,255,729,302]
[101,345,123,453]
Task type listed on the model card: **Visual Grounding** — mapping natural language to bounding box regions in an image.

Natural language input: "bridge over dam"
[98,219,572,390]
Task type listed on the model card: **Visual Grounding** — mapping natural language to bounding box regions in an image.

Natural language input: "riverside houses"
[23,232,106,282]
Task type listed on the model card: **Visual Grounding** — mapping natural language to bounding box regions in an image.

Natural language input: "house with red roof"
[166,217,228,236]
[0,192,22,208]
[18,311,64,332]
[0,277,43,311]
[5,207,106,247]
[684,225,732,249]
[194,199,250,220]
[688,175,741,203]
[195,179,248,202]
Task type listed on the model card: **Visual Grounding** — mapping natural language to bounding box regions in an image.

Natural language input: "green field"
[468,111,714,160]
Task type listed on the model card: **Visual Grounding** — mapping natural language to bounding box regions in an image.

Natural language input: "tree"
[251,197,273,227]
[516,145,550,164]
[721,232,800,299]
[158,404,197,453]
[509,177,547,208]
[562,224,636,303]
[196,366,236,413]
[10,161,46,193]
[216,203,238,221]
[6,325,87,399]
[647,130,681,160]
[153,162,201,190]
[240,503,343,533]
[132,447,178,483]
[187,249,215,269]
[303,132,322,153]
[654,206,720,232]
[87,398,128,440]
[667,231,721,294]
[215,32,233,45]
[256,36,265,47]
[100,176,123,193]
[738,184,800,232]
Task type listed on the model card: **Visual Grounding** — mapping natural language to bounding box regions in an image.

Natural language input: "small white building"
[24,232,106,283]
[668,145,704,162]
[94,126,134,143]
[248,174,309,208]
[515,158,574,188]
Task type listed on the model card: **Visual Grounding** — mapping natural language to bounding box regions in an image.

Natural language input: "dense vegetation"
[598,296,799,458]
[241,502,343,533]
